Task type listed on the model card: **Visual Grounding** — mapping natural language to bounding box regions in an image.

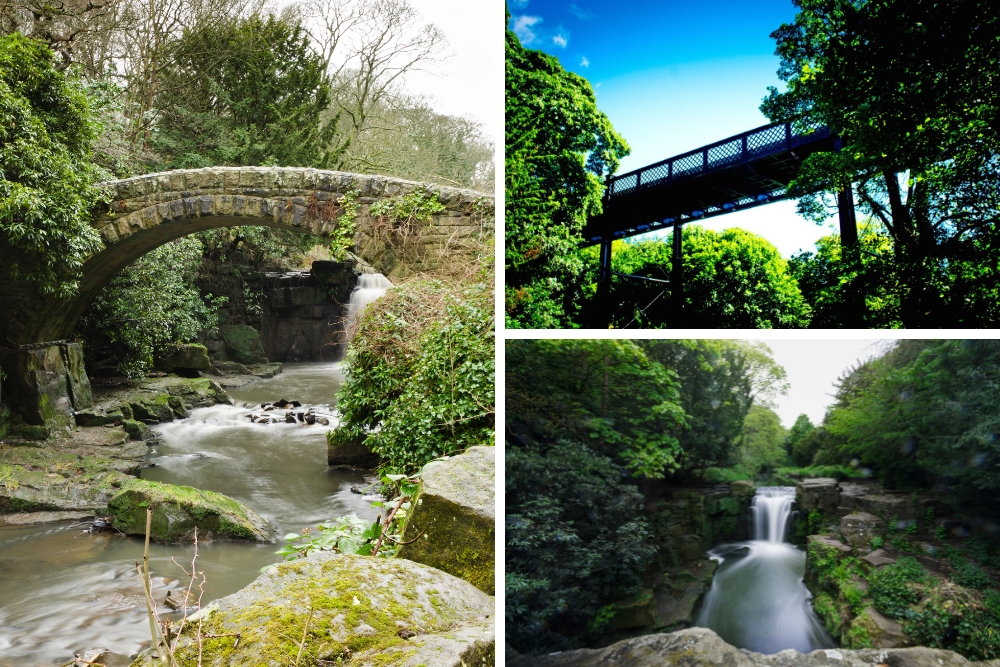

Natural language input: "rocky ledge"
[130,552,494,667]
[510,627,1000,667]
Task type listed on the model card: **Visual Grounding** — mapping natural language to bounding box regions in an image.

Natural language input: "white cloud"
[553,33,568,48]
[508,0,530,7]
[580,56,590,68]
[512,15,542,45]
[568,3,594,20]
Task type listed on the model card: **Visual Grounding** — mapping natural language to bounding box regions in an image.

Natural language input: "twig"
[381,526,426,545]
[293,605,315,667]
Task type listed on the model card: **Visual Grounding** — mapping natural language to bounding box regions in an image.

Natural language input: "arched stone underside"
[0,167,492,347]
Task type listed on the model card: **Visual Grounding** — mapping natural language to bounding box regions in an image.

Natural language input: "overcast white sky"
[750,339,889,428]
[402,1,500,137]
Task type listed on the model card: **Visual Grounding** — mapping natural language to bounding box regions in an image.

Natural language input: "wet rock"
[130,552,494,667]
[122,419,155,441]
[212,360,251,375]
[304,413,316,425]
[509,627,981,667]
[73,648,133,667]
[398,446,495,594]
[75,407,126,427]
[840,512,886,548]
[327,428,380,469]
[155,343,212,375]
[284,412,296,423]
[107,479,276,544]
[317,416,330,425]
[0,510,93,526]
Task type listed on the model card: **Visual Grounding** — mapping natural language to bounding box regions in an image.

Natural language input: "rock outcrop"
[327,429,380,469]
[0,342,92,431]
[839,512,886,548]
[509,627,1000,667]
[155,343,212,375]
[129,552,494,667]
[398,446,495,594]
[107,479,275,543]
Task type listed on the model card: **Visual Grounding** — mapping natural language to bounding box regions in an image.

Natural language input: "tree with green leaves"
[585,228,811,328]
[152,14,336,169]
[504,11,628,329]
[763,0,1000,327]
[641,340,788,480]
[786,413,815,464]
[739,404,789,473]
[0,32,105,297]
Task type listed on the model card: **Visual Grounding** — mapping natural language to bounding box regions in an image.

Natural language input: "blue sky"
[508,0,839,257]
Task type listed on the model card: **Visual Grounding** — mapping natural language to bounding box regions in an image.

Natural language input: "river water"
[695,486,835,654]
[0,362,377,666]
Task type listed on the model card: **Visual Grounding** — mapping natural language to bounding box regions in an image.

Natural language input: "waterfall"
[751,486,796,543]
[347,273,392,320]
[695,486,834,654]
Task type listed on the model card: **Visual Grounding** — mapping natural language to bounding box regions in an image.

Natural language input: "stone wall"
[0,342,92,431]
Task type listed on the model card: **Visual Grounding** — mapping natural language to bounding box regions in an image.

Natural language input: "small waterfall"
[751,486,797,543]
[347,273,392,320]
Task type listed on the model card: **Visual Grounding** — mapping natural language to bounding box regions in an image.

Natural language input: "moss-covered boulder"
[327,428,380,469]
[220,325,269,364]
[155,343,212,375]
[397,446,494,594]
[107,480,275,543]
[130,552,494,667]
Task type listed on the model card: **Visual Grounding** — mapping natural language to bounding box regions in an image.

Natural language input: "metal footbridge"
[585,120,861,326]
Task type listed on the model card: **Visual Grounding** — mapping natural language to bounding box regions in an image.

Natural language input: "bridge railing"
[607,120,831,199]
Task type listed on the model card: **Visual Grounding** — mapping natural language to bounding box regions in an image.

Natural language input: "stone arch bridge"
[0,167,491,427]
[1,166,492,348]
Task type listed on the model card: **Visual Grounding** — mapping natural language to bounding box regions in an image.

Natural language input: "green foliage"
[78,237,224,378]
[0,33,106,297]
[871,536,884,550]
[739,405,789,473]
[505,440,656,653]
[808,510,824,536]
[763,0,1000,326]
[152,15,336,169]
[332,279,494,474]
[786,413,814,459]
[641,340,788,480]
[504,14,628,328]
[588,230,810,328]
[868,556,928,619]
[329,190,360,260]
[824,340,1000,502]
[506,339,685,478]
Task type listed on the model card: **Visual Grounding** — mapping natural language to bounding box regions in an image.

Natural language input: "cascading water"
[347,273,392,320]
[695,486,835,654]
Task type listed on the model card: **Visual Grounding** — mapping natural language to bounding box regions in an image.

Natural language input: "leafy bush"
[331,279,494,473]
[505,440,656,653]
[868,556,929,619]
[77,237,224,378]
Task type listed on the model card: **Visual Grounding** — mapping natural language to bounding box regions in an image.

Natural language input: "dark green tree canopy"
[153,15,336,169]
[0,32,105,297]
[504,13,629,328]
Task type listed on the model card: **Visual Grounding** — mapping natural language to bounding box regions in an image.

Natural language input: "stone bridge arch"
[1,167,491,348]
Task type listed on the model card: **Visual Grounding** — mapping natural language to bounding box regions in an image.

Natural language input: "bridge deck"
[582,121,836,244]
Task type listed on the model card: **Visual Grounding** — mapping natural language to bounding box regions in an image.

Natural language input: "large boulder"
[840,512,886,548]
[849,607,908,649]
[398,446,494,594]
[219,325,269,365]
[106,480,275,543]
[155,343,212,375]
[130,552,494,667]
[0,342,92,430]
[797,478,842,513]
[509,626,986,667]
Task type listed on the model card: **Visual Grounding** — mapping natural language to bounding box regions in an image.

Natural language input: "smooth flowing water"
[346,274,392,321]
[0,362,377,666]
[695,486,835,654]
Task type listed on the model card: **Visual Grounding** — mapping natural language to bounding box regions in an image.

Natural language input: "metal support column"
[671,224,683,311]
[837,186,864,327]
[597,236,613,328]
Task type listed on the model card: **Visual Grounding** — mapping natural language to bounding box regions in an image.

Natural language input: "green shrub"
[332,279,494,473]
[868,556,928,619]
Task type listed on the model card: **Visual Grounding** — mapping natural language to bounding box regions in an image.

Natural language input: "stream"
[695,486,835,654]
[0,362,378,666]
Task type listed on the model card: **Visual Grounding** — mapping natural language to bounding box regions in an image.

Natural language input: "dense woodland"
[1,0,493,376]
[505,339,1000,655]
[505,0,1000,328]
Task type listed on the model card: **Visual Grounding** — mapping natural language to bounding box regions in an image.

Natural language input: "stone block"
[862,548,896,568]
[220,325,269,364]
[155,343,212,375]
[398,446,495,594]
[797,478,842,513]
[840,512,886,548]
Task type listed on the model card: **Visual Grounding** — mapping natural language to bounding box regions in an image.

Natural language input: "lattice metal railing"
[607,121,830,199]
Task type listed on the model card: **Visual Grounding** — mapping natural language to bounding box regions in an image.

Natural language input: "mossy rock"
[122,419,154,441]
[129,552,494,667]
[219,325,269,365]
[155,343,212,374]
[397,446,494,594]
[107,480,275,543]
[327,427,380,469]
